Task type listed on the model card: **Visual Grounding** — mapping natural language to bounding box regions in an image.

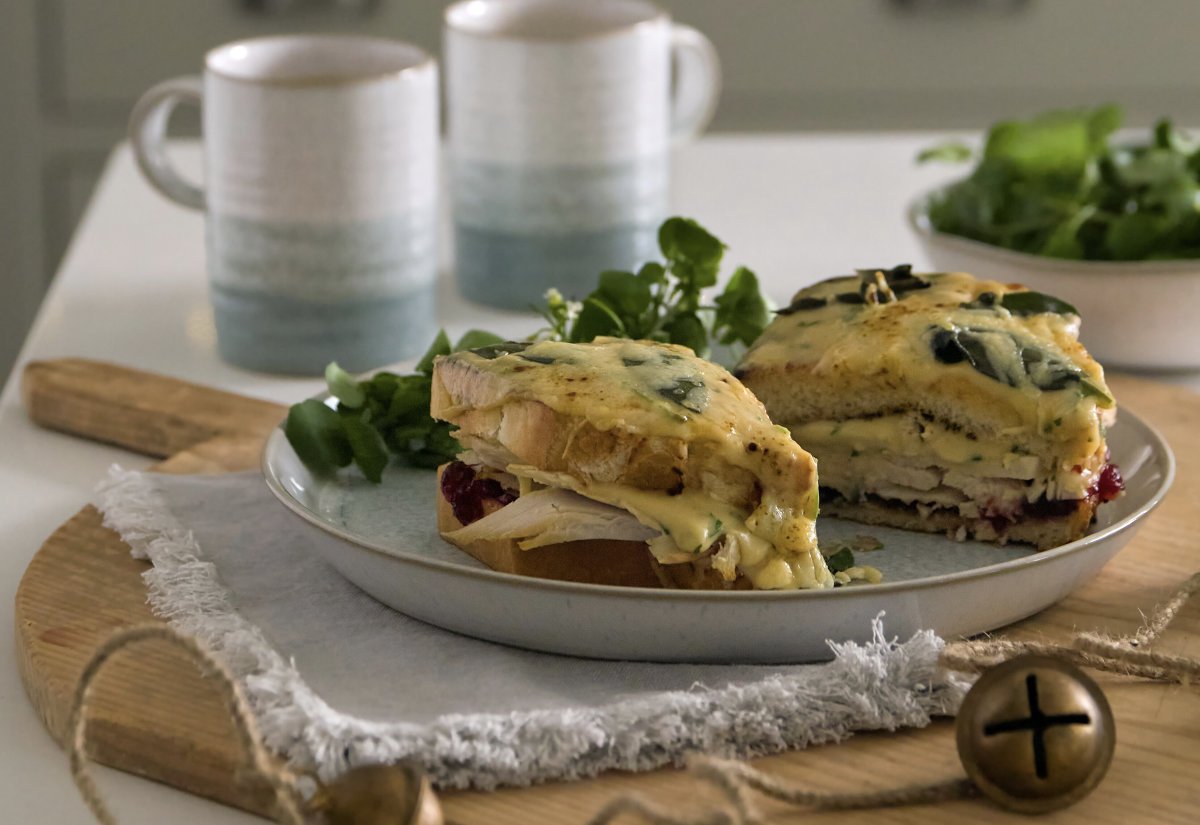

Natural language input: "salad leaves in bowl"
[909,104,1200,369]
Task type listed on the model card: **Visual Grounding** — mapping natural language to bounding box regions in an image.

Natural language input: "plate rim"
[262,396,1175,603]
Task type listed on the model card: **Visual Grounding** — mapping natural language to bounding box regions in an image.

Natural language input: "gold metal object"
[310,763,443,825]
[956,654,1115,814]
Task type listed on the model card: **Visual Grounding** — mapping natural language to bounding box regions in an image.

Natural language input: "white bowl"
[907,189,1200,370]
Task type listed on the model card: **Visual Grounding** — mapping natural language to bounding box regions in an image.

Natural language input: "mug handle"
[128,76,206,210]
[668,24,721,144]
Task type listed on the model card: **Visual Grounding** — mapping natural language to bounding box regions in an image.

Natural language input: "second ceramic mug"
[445,0,721,309]
[128,35,439,375]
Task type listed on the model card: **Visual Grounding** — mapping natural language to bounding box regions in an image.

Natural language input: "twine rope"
[68,573,1200,825]
[66,622,308,825]
[939,571,1200,681]
[587,570,1200,825]
[585,756,978,825]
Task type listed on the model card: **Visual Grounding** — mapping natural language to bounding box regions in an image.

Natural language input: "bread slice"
[435,464,662,587]
[734,267,1123,550]
[434,463,756,589]
[431,338,830,590]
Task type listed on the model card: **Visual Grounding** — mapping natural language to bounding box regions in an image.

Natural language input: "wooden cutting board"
[14,358,1200,824]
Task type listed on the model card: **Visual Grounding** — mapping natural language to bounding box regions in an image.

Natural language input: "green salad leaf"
[286,216,770,480]
[919,104,1200,260]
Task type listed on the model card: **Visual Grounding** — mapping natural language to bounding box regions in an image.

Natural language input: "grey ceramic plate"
[262,408,1173,663]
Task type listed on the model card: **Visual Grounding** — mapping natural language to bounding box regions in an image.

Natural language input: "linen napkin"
[94,467,970,790]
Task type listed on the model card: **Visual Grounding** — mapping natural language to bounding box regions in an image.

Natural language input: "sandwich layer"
[735,267,1123,549]
[431,338,831,590]
[435,463,663,587]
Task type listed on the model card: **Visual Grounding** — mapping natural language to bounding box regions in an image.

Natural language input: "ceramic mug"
[444,0,720,309]
[128,35,439,375]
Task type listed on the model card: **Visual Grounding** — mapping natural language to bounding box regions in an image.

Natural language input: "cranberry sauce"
[1093,461,1125,503]
[440,461,518,525]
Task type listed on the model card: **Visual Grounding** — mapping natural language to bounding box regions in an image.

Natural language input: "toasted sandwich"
[734,266,1123,549]
[430,337,832,590]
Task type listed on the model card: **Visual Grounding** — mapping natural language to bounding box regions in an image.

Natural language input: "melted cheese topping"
[738,271,1113,487]
[439,338,830,590]
[791,415,1021,466]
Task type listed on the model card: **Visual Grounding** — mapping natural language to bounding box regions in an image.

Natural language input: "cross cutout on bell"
[956,655,1116,813]
[982,673,1091,779]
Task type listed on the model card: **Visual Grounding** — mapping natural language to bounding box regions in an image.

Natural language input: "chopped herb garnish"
[823,534,884,574]
[824,548,856,573]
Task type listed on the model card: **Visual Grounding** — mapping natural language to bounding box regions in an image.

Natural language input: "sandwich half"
[430,337,832,590]
[734,266,1123,550]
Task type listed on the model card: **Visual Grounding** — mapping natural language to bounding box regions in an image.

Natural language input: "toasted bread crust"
[435,466,661,587]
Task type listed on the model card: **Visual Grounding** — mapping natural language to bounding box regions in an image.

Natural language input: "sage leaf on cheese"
[931,326,1114,406]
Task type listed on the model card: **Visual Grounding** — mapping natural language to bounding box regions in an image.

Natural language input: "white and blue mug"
[129,35,439,375]
[444,0,720,309]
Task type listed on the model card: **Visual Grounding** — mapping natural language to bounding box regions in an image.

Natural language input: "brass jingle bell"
[956,654,1115,814]
[310,762,443,825]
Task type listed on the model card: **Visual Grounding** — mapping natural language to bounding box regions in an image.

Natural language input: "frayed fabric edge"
[93,466,973,791]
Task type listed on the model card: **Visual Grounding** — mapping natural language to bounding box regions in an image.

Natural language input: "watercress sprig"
[537,217,770,359]
[284,329,504,481]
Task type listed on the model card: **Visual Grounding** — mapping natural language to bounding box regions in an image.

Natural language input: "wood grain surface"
[13,360,1200,824]
[20,358,285,458]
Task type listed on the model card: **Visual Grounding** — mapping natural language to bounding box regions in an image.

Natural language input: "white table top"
[4,135,1198,824]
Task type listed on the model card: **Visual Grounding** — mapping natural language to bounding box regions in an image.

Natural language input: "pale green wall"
[3,0,1198,384]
